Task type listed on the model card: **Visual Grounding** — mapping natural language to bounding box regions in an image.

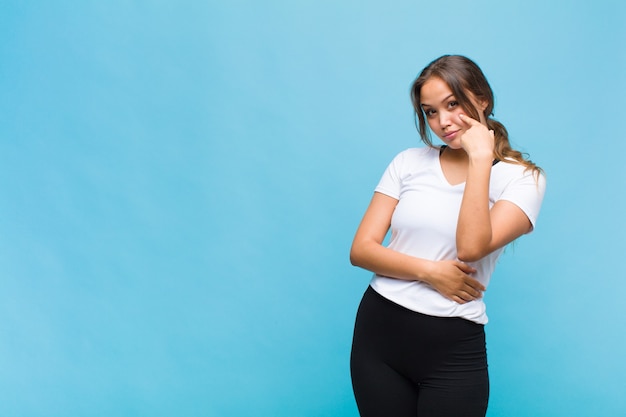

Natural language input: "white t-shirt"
[370,147,546,324]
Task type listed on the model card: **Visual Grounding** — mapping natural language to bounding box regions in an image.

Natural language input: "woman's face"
[419,76,487,149]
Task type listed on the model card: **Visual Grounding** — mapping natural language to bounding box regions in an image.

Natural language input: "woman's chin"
[439,140,463,150]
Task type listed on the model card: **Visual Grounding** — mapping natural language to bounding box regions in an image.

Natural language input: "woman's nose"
[439,111,452,127]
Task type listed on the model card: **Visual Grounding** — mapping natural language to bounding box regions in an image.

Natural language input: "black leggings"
[350,286,489,417]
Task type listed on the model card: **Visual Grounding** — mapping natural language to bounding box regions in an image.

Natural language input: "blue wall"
[1,1,625,416]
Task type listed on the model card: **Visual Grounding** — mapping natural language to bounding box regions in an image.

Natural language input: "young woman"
[349,55,546,417]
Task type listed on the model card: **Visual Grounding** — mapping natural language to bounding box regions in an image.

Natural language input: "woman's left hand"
[458,114,494,161]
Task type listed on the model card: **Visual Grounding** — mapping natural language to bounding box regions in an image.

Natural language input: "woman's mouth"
[443,130,459,140]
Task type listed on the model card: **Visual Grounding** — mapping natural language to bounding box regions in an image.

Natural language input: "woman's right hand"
[425,260,485,304]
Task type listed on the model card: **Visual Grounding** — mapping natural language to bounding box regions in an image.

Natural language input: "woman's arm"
[456,114,532,262]
[350,192,485,304]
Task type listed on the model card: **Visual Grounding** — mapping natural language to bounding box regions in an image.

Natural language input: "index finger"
[468,278,486,292]
[453,260,477,274]
[464,275,486,292]
[458,113,481,126]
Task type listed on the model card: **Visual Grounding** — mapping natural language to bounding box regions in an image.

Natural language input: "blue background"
[1,1,625,416]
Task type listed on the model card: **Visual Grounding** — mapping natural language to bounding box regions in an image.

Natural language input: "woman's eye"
[424,109,436,117]
[448,101,458,108]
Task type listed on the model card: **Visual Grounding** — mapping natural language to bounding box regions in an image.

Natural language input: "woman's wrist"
[468,152,494,165]
[414,259,436,284]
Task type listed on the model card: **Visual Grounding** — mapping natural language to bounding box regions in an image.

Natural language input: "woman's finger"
[458,113,481,126]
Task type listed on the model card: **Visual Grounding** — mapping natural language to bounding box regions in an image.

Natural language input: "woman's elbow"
[349,247,361,267]
[349,241,367,267]
[456,247,487,263]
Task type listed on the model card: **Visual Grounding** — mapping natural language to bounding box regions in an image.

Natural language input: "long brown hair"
[410,55,541,175]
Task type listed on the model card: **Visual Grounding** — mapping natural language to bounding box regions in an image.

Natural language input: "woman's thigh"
[350,286,489,417]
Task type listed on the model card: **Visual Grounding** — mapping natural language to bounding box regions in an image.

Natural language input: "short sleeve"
[497,169,546,232]
[373,151,406,199]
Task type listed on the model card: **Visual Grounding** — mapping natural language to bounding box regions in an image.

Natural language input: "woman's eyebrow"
[421,93,455,107]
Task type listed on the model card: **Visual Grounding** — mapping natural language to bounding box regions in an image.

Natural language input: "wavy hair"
[410,55,541,175]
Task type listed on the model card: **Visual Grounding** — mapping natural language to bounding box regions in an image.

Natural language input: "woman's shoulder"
[391,146,439,163]
[384,147,439,172]
[493,159,546,187]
